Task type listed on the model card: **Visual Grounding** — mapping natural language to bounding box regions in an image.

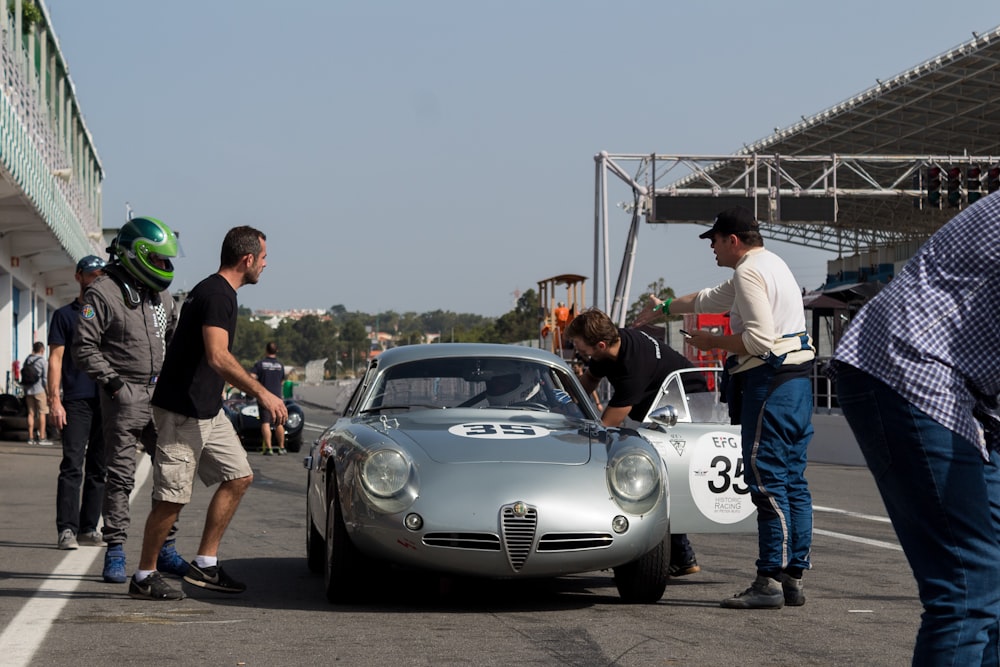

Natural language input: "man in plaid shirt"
[830,190,1000,665]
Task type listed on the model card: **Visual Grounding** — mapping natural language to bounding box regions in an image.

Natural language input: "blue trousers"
[739,363,814,576]
[837,365,1000,667]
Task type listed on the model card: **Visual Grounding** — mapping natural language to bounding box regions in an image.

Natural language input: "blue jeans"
[56,397,106,535]
[836,365,1000,667]
[739,363,814,576]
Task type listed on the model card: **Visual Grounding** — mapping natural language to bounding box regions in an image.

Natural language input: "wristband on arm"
[654,298,672,315]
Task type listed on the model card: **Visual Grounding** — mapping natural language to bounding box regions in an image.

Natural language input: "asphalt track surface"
[0,404,921,666]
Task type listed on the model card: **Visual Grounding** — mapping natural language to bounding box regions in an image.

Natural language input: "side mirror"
[649,405,678,428]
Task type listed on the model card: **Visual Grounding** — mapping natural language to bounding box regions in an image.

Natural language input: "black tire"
[284,435,303,454]
[306,478,325,574]
[1,415,29,431]
[324,478,364,603]
[613,533,670,603]
[0,394,24,416]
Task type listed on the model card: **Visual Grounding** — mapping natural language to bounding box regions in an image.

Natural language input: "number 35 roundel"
[688,431,755,524]
[448,423,551,439]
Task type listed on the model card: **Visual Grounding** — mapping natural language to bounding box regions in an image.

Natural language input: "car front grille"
[422,532,501,551]
[501,504,538,572]
[537,532,614,551]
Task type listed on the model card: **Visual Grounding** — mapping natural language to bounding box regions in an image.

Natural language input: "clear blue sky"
[44,1,990,316]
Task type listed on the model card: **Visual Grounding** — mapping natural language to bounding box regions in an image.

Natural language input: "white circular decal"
[448,423,551,439]
[688,431,755,524]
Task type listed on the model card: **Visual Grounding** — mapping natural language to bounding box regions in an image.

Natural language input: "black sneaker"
[129,572,185,600]
[183,562,246,594]
[668,557,701,577]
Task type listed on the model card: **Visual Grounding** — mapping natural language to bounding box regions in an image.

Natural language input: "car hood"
[357,410,598,465]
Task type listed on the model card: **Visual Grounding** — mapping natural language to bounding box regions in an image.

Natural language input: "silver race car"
[304,343,750,604]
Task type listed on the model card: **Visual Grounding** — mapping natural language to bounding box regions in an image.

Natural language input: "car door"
[637,367,757,534]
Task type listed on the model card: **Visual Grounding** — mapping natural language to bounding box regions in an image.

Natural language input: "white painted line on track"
[814,528,902,551]
[814,504,892,524]
[0,455,153,667]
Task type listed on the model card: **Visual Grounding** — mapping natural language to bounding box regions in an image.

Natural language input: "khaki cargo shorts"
[25,392,49,415]
[151,406,252,505]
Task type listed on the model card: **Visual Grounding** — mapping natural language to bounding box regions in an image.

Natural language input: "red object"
[682,313,732,368]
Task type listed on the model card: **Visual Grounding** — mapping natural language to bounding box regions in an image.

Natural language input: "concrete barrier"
[293,379,357,413]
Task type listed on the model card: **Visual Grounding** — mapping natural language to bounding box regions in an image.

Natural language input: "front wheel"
[324,479,364,603]
[284,435,303,453]
[305,479,325,574]
[613,534,670,603]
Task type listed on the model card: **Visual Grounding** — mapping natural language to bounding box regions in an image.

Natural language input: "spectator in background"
[50,255,107,550]
[24,341,51,446]
[554,301,571,348]
[250,342,287,455]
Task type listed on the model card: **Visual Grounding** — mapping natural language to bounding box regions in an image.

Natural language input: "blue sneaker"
[157,539,190,577]
[103,544,127,583]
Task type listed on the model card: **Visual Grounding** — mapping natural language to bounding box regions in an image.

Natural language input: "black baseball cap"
[76,255,106,274]
[698,206,759,239]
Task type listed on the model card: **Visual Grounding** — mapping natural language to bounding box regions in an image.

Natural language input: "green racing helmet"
[108,216,178,291]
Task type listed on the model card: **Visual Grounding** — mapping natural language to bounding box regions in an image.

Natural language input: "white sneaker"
[26,439,37,446]
[37,438,54,446]
[58,529,79,550]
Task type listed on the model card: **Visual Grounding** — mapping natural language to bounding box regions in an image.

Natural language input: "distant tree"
[328,304,347,319]
[290,315,337,364]
[624,279,678,325]
[339,316,369,373]
[492,288,539,343]
[231,316,273,368]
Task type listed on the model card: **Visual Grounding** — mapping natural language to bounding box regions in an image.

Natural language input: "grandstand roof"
[660,24,1000,253]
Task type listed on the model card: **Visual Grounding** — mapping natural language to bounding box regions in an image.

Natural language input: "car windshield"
[646,367,729,424]
[359,357,594,419]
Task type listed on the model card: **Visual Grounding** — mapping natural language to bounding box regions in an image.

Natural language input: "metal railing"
[0,9,101,255]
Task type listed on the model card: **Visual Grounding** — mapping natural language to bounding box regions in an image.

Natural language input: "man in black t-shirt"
[566,307,703,578]
[130,226,288,601]
[250,342,287,455]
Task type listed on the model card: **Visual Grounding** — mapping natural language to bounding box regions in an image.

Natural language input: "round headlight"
[609,452,658,502]
[285,411,303,430]
[361,449,410,498]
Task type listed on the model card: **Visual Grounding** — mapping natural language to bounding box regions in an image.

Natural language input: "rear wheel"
[613,533,670,603]
[324,479,364,603]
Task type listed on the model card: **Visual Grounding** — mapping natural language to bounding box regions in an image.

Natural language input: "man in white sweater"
[638,206,815,610]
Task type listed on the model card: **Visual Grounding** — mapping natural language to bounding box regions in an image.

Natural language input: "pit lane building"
[595,24,1000,329]
[0,1,105,394]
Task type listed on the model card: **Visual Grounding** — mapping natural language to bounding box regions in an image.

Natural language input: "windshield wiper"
[359,404,441,414]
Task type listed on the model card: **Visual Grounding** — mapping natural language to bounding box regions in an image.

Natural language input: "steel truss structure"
[593,23,1000,323]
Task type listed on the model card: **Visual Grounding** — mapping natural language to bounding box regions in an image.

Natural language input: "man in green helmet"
[72,216,186,585]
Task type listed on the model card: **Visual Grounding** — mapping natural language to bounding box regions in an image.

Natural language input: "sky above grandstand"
[45,0,990,317]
